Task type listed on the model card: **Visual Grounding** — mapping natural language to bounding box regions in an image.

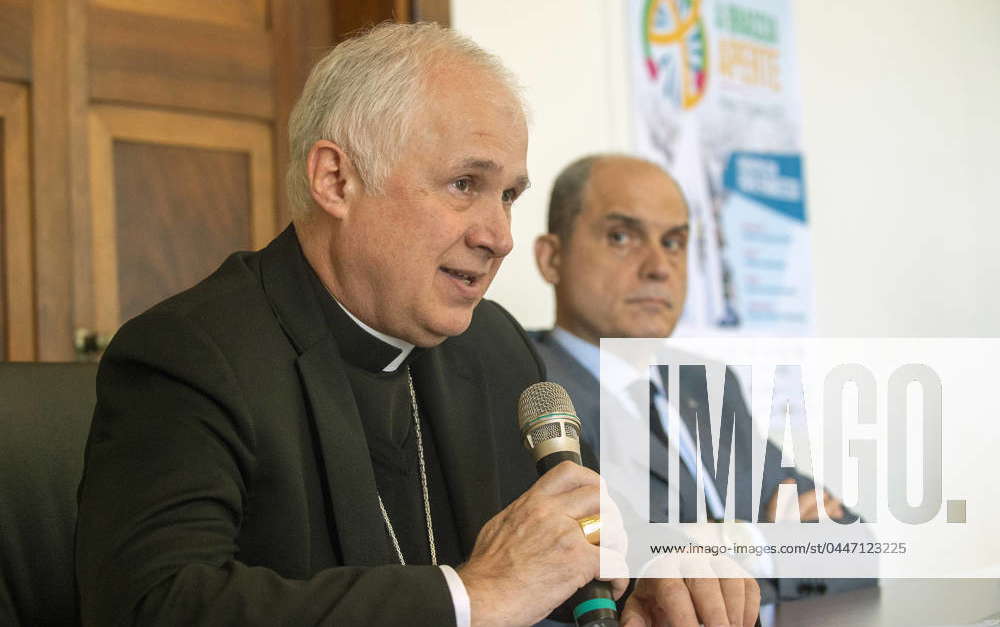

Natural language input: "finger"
[656,579,704,627]
[798,493,819,521]
[743,578,761,627]
[719,577,745,627]
[824,492,845,519]
[620,597,650,627]
[765,494,779,522]
[598,500,628,556]
[546,483,601,520]
[770,479,795,521]
[584,475,627,556]
[532,460,599,496]
[685,578,730,627]
[598,481,625,530]
[606,577,630,601]
[710,549,752,579]
[620,613,649,627]
[824,499,843,519]
[595,546,630,598]
[644,554,681,579]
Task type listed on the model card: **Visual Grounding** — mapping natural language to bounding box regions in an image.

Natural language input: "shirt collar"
[334,300,415,372]
[303,257,418,374]
[551,327,599,380]
[550,327,643,393]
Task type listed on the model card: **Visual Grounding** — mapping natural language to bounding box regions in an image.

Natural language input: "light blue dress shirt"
[550,328,725,519]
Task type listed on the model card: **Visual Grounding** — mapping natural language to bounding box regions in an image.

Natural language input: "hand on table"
[621,575,760,627]
[766,478,845,522]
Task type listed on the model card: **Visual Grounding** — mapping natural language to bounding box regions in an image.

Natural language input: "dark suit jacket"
[530,330,802,519]
[76,226,545,626]
[530,330,875,602]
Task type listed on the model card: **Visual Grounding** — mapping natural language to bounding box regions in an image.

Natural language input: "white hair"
[286,22,523,220]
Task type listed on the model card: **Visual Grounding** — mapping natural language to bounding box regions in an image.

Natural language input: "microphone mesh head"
[517,381,577,432]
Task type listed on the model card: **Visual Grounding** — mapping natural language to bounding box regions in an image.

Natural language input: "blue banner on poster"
[723,152,806,223]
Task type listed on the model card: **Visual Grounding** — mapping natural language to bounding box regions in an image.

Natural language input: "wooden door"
[39,0,291,361]
[0,0,449,361]
[0,82,33,361]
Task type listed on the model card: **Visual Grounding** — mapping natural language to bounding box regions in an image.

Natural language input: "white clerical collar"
[335,300,414,372]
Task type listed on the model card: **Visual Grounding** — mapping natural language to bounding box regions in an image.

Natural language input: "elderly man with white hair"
[76,23,758,627]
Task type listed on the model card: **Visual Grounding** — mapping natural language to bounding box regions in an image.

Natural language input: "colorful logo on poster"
[642,0,708,109]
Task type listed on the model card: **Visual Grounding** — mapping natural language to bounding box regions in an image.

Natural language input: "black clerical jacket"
[76,225,546,626]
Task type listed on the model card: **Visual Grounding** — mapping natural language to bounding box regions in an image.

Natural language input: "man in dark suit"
[531,154,875,611]
[76,25,759,627]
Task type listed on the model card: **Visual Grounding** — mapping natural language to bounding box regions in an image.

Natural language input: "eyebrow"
[458,158,531,191]
[604,213,689,235]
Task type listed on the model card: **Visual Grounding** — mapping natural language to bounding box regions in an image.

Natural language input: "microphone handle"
[536,451,620,627]
[535,450,582,474]
[568,582,619,627]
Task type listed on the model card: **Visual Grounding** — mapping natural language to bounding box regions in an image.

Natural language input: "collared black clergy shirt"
[305,264,463,568]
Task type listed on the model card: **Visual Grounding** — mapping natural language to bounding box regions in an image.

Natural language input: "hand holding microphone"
[515,384,760,627]
[516,382,624,627]
[458,380,759,627]
[456,382,628,627]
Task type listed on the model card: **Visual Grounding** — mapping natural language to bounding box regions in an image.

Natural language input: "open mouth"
[440,266,480,287]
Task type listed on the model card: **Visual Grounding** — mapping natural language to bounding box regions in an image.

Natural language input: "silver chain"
[376,366,436,566]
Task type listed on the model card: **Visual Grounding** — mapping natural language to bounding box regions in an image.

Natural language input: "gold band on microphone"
[577,514,601,545]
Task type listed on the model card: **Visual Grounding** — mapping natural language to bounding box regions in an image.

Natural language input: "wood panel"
[0,0,31,82]
[1,118,5,349]
[332,0,404,42]
[89,5,274,119]
[0,83,34,360]
[394,0,412,22]
[412,0,451,27]
[113,142,251,322]
[92,0,269,31]
[89,105,275,335]
[271,0,334,225]
[33,0,89,362]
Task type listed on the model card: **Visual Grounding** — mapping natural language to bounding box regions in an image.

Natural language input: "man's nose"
[466,197,514,258]
[640,243,671,281]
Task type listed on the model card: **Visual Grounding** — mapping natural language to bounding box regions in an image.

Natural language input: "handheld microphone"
[517,382,619,627]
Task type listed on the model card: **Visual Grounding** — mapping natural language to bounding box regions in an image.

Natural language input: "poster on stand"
[631,0,812,336]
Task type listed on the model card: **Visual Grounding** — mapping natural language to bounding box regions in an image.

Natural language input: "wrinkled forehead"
[585,163,688,228]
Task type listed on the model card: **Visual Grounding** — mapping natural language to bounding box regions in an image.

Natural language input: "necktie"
[649,379,726,521]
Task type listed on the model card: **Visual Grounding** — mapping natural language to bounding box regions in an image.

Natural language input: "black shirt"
[305,266,462,567]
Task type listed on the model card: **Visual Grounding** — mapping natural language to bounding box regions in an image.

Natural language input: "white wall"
[451,0,633,331]
[453,0,1000,337]
[795,0,1000,337]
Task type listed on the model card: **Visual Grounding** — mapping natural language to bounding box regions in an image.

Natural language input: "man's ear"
[307,140,361,219]
[534,234,562,286]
